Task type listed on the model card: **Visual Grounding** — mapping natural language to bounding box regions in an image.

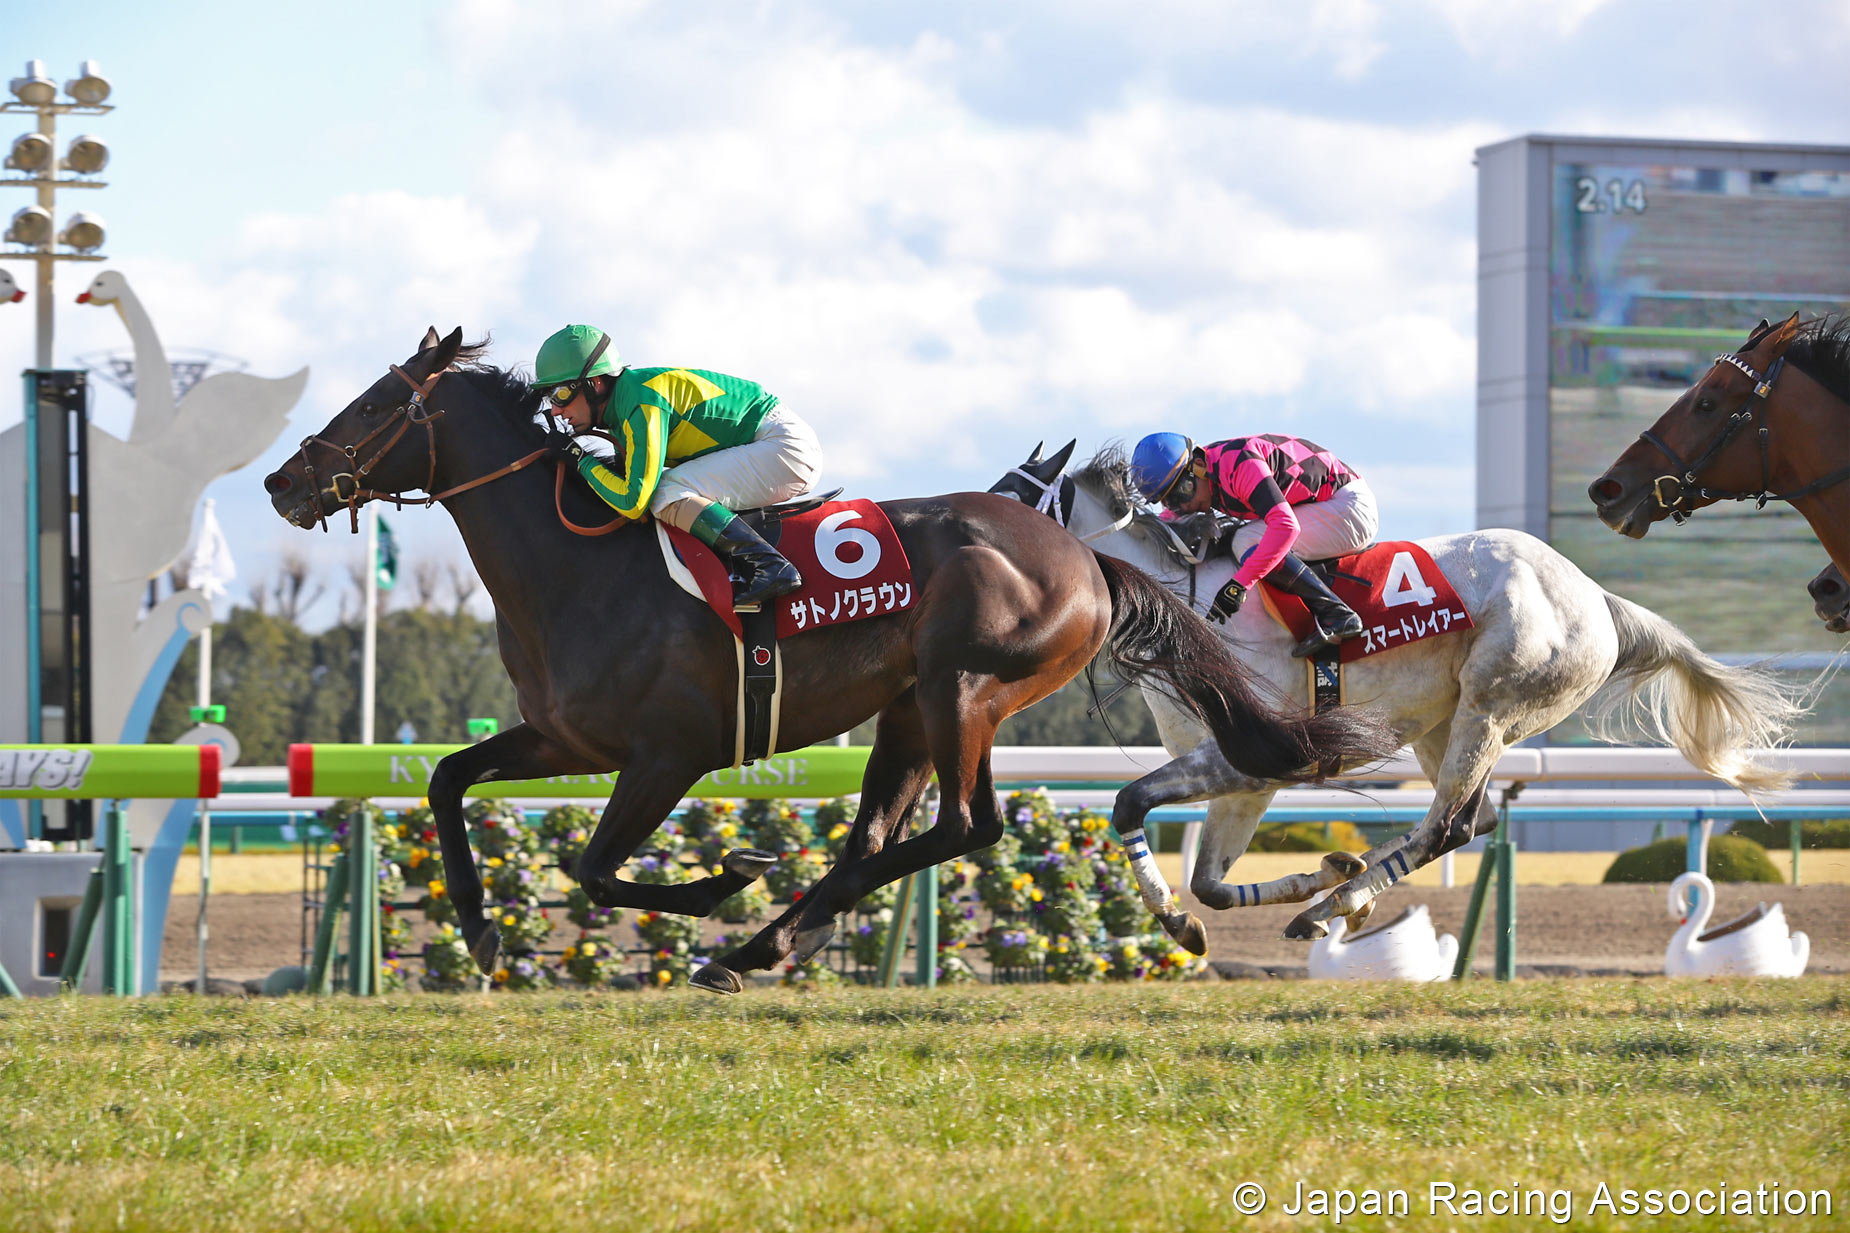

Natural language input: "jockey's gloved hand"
[1168,511,1226,558]
[549,433,589,467]
[1207,578,1246,623]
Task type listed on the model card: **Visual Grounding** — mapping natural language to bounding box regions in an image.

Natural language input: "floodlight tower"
[1,59,113,367]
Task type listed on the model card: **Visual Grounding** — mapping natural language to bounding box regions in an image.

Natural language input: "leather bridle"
[1640,352,1849,522]
[284,363,557,533]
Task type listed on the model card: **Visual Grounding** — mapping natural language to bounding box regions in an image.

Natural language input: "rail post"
[58,868,104,989]
[346,808,378,995]
[100,802,135,995]
[879,874,917,988]
[1790,818,1801,886]
[914,863,938,989]
[308,853,350,994]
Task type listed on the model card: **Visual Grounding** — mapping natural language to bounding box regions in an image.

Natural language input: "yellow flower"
[429,880,446,898]
[562,946,577,961]
[485,856,504,868]
[1054,840,1070,853]
[581,941,597,956]
[407,848,426,868]
[501,914,515,926]
[828,824,850,841]
[655,969,672,985]
[493,969,509,983]
[1030,889,1043,903]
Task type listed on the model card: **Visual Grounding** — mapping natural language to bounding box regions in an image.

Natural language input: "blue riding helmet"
[1130,432,1196,503]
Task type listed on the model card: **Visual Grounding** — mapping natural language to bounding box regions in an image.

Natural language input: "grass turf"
[1,980,1845,1232]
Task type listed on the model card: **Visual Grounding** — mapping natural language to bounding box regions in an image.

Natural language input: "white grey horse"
[992,442,1800,946]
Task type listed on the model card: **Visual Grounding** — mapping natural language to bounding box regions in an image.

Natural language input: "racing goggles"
[1158,467,1200,510]
[544,333,612,410]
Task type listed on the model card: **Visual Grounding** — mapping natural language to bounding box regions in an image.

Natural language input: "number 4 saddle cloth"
[1258,541,1473,664]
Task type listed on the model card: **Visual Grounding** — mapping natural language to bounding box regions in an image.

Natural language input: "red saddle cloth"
[664,498,916,640]
[1258,541,1473,662]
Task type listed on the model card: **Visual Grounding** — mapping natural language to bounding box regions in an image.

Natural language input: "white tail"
[1589,593,1801,793]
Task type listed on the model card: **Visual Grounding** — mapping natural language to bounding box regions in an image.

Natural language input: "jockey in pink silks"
[1130,431,1379,658]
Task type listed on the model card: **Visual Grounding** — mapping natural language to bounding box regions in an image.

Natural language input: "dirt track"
[162,882,1850,985]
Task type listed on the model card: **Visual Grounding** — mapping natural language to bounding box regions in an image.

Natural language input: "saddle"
[736,486,843,539]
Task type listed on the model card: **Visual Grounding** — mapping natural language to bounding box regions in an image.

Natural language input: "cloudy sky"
[4,0,1847,626]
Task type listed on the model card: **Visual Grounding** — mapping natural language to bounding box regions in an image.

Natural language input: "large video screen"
[1543,157,1849,739]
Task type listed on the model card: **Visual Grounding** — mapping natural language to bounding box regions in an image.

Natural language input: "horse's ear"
[1047,439,1078,474]
[1765,311,1803,358]
[418,326,442,353]
[430,326,465,371]
[1026,440,1044,465]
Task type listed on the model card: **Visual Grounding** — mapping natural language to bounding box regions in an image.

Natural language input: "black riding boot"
[1265,552,1363,658]
[711,515,804,608]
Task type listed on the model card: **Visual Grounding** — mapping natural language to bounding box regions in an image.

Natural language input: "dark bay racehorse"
[264,328,1396,991]
[1589,313,1850,577]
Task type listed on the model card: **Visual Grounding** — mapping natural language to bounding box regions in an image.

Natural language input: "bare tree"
[270,553,325,625]
[448,561,479,614]
[412,559,443,611]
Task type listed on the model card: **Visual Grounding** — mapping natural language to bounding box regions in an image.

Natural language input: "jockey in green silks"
[533,324,821,607]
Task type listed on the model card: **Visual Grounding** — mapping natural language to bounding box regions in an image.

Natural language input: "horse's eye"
[1695,396,1716,414]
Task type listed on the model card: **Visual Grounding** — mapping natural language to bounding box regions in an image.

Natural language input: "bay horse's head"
[1586,314,1806,537]
[264,326,483,531]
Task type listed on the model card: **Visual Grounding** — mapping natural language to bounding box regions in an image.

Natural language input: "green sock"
[689,502,736,546]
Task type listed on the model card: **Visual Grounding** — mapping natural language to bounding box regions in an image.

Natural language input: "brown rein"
[289,363,631,537]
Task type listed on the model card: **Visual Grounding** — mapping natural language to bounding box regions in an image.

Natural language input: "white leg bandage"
[1120,828,1179,916]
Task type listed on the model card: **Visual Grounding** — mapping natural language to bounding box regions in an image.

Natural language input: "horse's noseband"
[285,363,552,534]
[1639,353,1848,522]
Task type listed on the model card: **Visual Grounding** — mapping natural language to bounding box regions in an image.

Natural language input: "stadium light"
[6,204,53,246]
[5,131,54,173]
[63,62,111,107]
[57,211,104,252]
[0,58,114,368]
[61,135,107,175]
[8,60,56,107]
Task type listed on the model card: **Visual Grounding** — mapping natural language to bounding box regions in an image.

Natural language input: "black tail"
[1091,553,1398,782]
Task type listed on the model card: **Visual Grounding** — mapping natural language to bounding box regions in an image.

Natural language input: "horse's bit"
[1640,353,1848,521]
[285,364,551,533]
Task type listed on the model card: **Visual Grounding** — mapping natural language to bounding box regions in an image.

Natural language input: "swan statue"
[1664,872,1809,978]
[1308,902,1458,981]
[0,267,22,303]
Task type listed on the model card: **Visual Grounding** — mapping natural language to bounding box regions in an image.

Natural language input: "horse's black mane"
[450,339,551,443]
[1784,314,1850,406]
[1072,442,1195,569]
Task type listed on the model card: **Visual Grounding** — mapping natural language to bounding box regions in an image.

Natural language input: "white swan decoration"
[0,268,23,303]
[1308,903,1458,981]
[1665,872,1809,978]
[71,268,307,749]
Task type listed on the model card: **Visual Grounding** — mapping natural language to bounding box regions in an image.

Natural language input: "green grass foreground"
[1,981,1845,1232]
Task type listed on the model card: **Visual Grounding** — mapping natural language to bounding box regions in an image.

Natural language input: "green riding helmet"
[533,324,620,387]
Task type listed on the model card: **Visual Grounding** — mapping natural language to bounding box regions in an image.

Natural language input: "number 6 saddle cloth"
[1258,541,1473,709]
[656,497,916,766]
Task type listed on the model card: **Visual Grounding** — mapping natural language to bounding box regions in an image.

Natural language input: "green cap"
[534,324,619,386]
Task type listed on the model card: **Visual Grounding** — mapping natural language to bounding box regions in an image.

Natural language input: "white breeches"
[651,405,824,532]
[1229,475,1379,565]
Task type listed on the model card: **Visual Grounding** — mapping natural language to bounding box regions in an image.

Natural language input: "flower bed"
[310,787,1202,993]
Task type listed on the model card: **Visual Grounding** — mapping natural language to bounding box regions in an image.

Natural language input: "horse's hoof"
[468,924,502,975]
[722,848,779,880]
[1345,900,1376,933]
[792,920,837,965]
[1323,851,1366,880]
[1160,911,1209,957]
[1283,913,1329,941]
[689,963,744,995]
